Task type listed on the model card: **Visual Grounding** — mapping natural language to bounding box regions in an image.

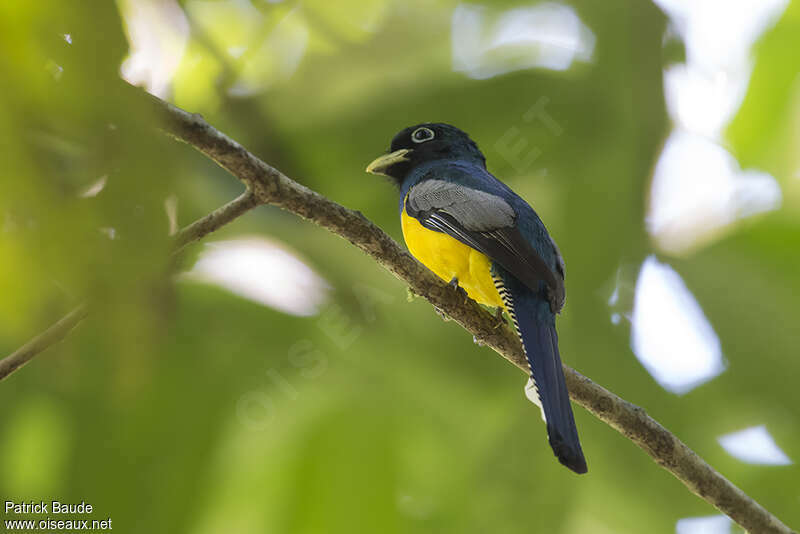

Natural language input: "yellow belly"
[401,209,503,307]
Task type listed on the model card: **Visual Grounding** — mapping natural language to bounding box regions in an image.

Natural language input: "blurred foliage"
[0,1,798,533]
[729,1,800,199]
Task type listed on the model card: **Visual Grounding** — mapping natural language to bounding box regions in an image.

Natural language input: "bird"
[366,123,587,474]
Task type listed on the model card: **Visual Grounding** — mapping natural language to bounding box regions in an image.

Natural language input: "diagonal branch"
[0,305,89,381]
[174,189,259,250]
[2,90,795,534]
[0,187,263,383]
[150,97,796,534]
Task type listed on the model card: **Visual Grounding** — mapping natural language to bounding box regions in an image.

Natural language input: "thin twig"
[0,190,263,382]
[0,305,88,381]
[174,189,259,250]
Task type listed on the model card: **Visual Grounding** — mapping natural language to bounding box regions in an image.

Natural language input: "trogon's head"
[366,123,486,185]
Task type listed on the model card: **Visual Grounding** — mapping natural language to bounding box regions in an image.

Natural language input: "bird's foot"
[493,307,507,329]
[448,276,469,304]
[447,276,469,304]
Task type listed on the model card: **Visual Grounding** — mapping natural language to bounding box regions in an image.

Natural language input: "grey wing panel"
[406,179,565,312]
[407,179,515,231]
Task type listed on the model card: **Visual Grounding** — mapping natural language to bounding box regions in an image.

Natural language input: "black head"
[366,123,486,184]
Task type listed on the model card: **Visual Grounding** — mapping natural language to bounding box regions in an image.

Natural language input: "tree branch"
[0,189,263,382]
[0,305,88,381]
[2,91,795,534]
[174,189,259,250]
[150,97,795,534]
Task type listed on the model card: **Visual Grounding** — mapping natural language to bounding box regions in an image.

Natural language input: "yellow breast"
[401,208,503,308]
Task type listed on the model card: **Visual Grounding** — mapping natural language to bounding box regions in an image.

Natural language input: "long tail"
[501,284,587,474]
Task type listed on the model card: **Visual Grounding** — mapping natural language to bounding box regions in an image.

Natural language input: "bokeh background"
[1,1,799,533]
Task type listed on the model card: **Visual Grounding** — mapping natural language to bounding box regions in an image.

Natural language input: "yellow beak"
[365,148,412,175]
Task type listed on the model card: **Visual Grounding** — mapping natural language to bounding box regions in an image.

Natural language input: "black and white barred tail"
[493,272,587,474]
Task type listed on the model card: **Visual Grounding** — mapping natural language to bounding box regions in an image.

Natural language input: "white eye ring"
[411,127,435,143]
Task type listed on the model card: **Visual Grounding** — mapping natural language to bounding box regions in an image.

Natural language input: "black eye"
[411,127,435,143]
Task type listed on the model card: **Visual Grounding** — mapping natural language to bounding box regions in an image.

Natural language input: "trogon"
[366,123,587,474]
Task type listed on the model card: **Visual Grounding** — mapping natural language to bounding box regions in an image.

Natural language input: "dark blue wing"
[405,169,565,312]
